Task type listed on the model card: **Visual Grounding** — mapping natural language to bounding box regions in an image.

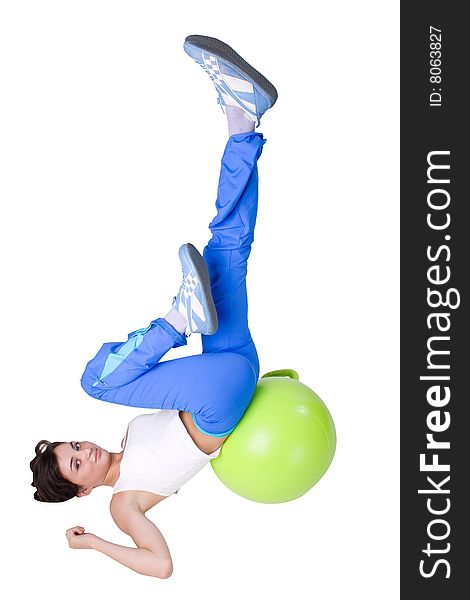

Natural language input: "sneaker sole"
[180,243,218,335]
[184,34,278,108]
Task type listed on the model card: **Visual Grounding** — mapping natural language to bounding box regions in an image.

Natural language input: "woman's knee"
[230,341,259,382]
[226,352,258,398]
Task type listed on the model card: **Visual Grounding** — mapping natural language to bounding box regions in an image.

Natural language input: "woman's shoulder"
[110,489,168,516]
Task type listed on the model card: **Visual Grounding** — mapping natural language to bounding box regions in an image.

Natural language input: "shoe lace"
[216,95,226,115]
[180,275,190,295]
[172,275,187,307]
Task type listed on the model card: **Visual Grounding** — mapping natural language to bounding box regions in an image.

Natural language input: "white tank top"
[113,411,221,497]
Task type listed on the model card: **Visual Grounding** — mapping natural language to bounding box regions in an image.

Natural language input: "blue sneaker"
[184,34,278,126]
[172,243,218,336]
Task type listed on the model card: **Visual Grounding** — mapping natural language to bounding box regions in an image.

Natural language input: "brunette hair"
[30,440,80,503]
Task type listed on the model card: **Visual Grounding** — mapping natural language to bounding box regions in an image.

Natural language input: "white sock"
[226,105,256,136]
[164,306,188,334]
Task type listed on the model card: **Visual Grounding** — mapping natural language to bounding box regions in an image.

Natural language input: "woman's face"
[54,441,111,495]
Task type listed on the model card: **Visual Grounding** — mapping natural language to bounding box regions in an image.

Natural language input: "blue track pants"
[81,132,266,436]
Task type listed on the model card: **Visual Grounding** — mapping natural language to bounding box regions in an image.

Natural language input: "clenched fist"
[65,526,97,550]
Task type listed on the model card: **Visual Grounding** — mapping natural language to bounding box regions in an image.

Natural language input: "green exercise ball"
[211,369,336,503]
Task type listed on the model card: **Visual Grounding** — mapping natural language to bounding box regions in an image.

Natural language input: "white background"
[1,1,399,598]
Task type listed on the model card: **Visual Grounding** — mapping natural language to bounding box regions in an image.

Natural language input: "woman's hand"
[65,526,97,550]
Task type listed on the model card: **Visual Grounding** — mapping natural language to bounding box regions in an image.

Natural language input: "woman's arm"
[109,501,173,578]
[91,524,172,579]
[66,506,173,579]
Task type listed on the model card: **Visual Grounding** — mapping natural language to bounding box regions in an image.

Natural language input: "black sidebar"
[401,2,468,598]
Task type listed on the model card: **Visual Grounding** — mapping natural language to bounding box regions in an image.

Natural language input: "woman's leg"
[201,131,266,383]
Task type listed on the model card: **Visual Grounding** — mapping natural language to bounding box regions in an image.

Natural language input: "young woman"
[30,35,277,578]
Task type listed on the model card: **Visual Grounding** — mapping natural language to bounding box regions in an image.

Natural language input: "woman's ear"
[77,487,92,497]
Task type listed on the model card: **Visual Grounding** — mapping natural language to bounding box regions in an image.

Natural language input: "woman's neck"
[104,451,124,487]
